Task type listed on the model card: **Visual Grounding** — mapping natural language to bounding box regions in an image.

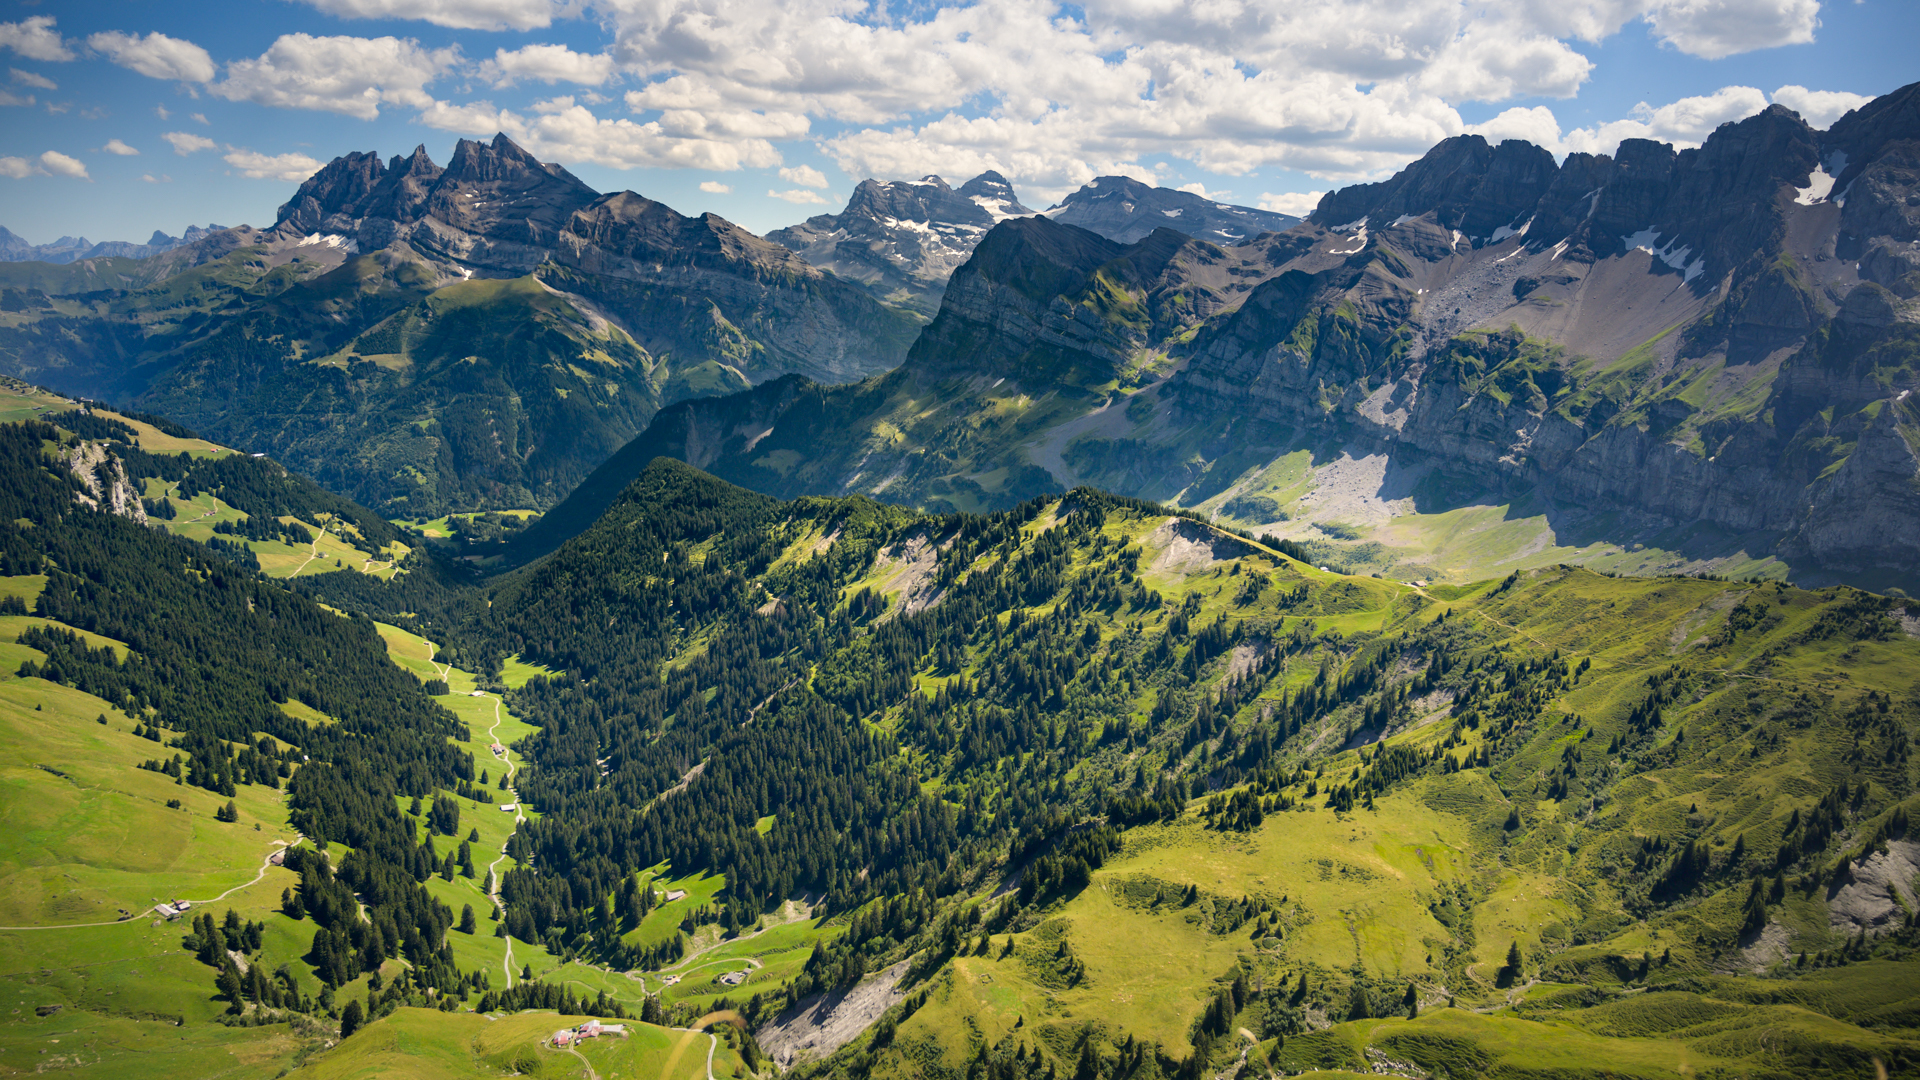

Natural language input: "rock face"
[768,172,1036,317]
[523,80,1920,583]
[1045,175,1300,245]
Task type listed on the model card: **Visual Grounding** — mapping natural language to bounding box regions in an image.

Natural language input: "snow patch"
[1550,239,1570,261]
[1331,217,1367,233]
[1623,228,1705,282]
[1824,150,1849,177]
[1488,216,1533,243]
[298,233,351,250]
[1327,225,1368,255]
[970,196,1027,221]
[1161,208,1183,218]
[1450,230,1464,252]
[1795,166,1836,205]
[1389,214,1417,228]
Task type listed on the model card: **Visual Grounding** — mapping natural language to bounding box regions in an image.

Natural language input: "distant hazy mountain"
[768,172,1036,317]
[0,223,225,264]
[1043,175,1301,244]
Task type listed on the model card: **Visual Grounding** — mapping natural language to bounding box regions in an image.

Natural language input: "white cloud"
[480,44,614,87]
[295,0,558,31]
[1471,85,1774,158]
[778,164,828,188]
[154,104,170,120]
[140,173,171,183]
[1177,181,1232,200]
[214,34,455,121]
[1258,190,1323,216]
[0,90,30,107]
[0,17,74,63]
[1644,0,1820,60]
[162,131,217,155]
[419,97,784,171]
[86,31,215,83]
[191,112,209,125]
[1771,84,1873,129]
[39,151,88,179]
[0,150,90,179]
[102,138,139,156]
[10,67,54,90]
[768,188,828,204]
[223,148,325,181]
[699,180,732,193]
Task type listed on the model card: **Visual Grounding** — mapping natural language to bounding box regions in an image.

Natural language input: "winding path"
[0,841,293,931]
[431,638,528,991]
[289,520,333,577]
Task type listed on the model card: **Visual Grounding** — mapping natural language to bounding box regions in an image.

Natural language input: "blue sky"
[1,0,1913,244]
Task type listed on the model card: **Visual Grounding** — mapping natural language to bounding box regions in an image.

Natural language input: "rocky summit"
[512,83,1920,590]
[769,172,1036,317]
[1043,174,1302,245]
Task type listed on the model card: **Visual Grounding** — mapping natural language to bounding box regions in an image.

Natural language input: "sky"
[0,0,1914,245]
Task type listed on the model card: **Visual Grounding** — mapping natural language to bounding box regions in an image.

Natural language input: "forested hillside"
[302,454,1920,1079]
[0,374,1916,1077]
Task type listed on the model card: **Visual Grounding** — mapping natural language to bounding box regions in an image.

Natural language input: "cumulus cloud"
[86,31,215,83]
[1772,84,1873,129]
[768,188,828,204]
[39,151,88,179]
[480,44,614,87]
[0,17,74,63]
[162,131,217,155]
[0,150,90,179]
[102,138,139,156]
[140,173,171,183]
[1644,0,1820,60]
[295,0,558,31]
[778,164,828,188]
[419,97,783,171]
[699,180,732,193]
[1258,191,1325,216]
[224,148,325,181]
[214,34,455,120]
[154,104,169,120]
[1469,85,1774,157]
[10,67,54,90]
[0,90,30,107]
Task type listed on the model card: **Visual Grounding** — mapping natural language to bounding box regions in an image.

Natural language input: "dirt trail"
[559,1044,599,1080]
[290,521,332,576]
[0,841,294,931]
[425,638,525,989]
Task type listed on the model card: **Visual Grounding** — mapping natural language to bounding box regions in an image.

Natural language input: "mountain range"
[0,222,227,263]
[511,82,1920,590]
[767,172,1299,316]
[0,81,1918,1080]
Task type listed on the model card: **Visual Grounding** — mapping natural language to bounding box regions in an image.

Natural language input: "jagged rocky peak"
[958,171,1034,218]
[767,169,1038,316]
[1044,175,1300,245]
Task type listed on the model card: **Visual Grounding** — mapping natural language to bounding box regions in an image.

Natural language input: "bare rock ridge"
[1043,173,1302,245]
[515,80,1920,582]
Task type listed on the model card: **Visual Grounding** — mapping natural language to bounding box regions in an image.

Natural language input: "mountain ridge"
[510,82,1920,587]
